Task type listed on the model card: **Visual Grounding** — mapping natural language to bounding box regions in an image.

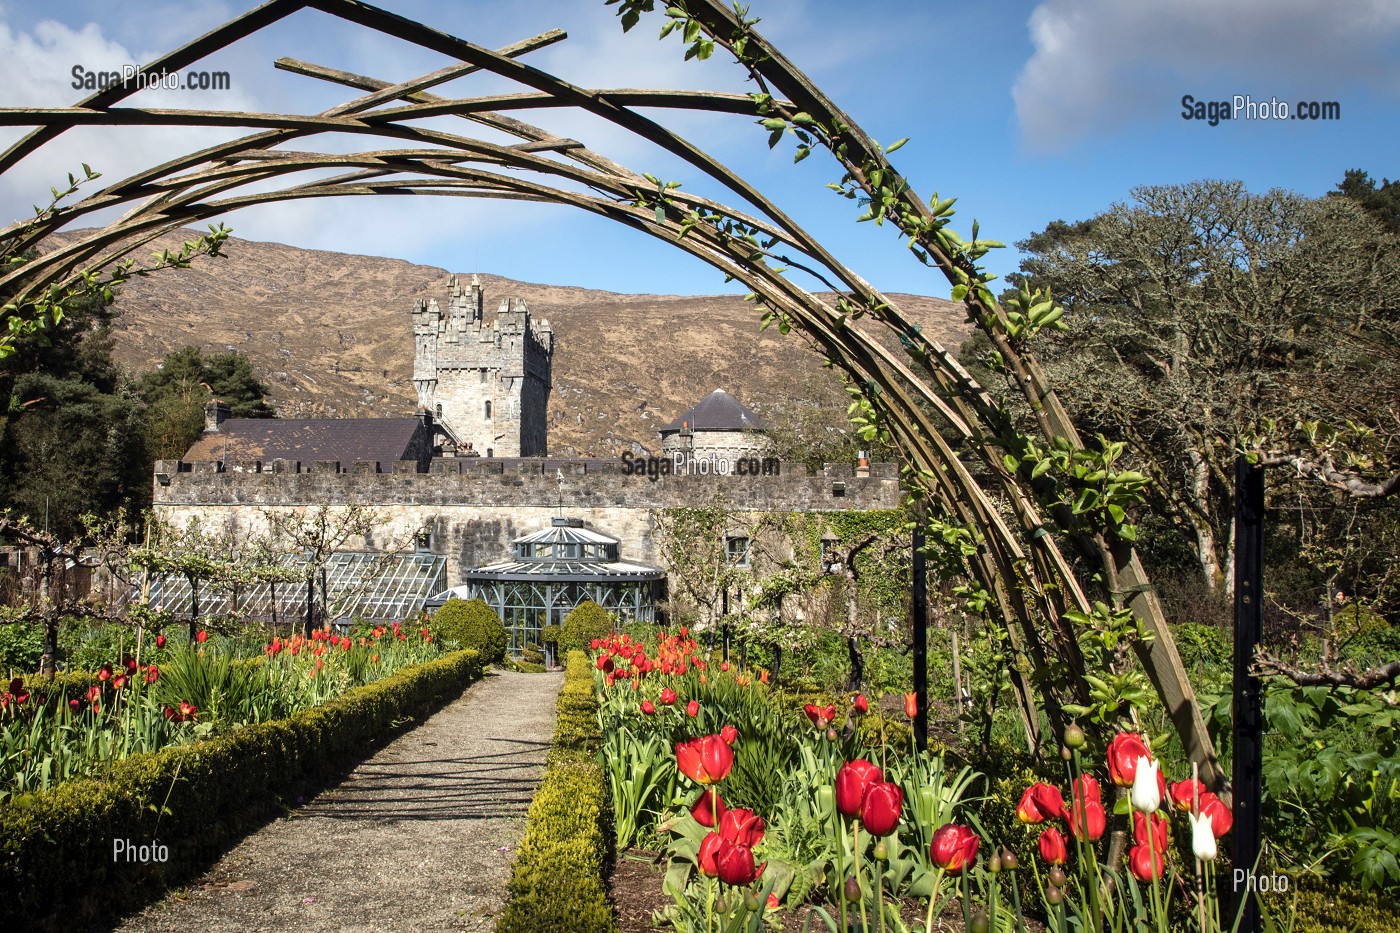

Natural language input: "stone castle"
[411,274,552,459]
[151,279,901,627]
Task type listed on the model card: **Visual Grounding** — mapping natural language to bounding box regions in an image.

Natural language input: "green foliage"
[1335,168,1400,234]
[1263,881,1400,933]
[560,600,613,655]
[497,651,615,933]
[0,648,485,929]
[0,623,44,673]
[431,597,507,664]
[136,346,273,460]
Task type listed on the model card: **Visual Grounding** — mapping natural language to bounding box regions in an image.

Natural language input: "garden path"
[109,669,564,933]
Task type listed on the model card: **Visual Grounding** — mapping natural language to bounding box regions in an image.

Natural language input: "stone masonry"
[151,458,901,589]
[411,275,552,458]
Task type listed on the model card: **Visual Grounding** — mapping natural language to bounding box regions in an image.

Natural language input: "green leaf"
[885,137,909,153]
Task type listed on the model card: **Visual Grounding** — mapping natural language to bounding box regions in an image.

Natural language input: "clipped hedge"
[497,650,616,933]
[432,597,508,664]
[0,648,486,930]
[560,599,613,655]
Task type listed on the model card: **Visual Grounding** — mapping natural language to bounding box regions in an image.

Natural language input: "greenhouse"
[146,550,448,626]
[427,517,666,654]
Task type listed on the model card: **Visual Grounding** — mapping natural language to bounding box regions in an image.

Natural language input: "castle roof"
[181,418,425,467]
[659,389,767,435]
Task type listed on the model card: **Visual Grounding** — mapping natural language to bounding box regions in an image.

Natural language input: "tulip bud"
[826,726,838,742]
[989,851,1002,873]
[1048,867,1067,888]
[743,890,760,912]
[715,896,728,913]
[873,840,888,861]
[1065,723,1086,748]
[1001,848,1019,870]
[1061,745,1073,761]
[1046,884,1063,906]
[844,876,861,902]
[970,910,990,933]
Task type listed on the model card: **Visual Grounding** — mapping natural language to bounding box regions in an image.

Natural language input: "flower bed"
[0,646,485,931]
[496,649,617,933]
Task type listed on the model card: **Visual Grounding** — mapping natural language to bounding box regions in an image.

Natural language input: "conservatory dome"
[426,516,665,654]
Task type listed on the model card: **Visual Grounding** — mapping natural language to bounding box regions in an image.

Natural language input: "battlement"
[411,274,554,457]
[152,457,899,512]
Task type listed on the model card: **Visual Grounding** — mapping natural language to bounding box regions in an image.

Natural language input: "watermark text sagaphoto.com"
[72,65,231,92]
[1181,94,1340,126]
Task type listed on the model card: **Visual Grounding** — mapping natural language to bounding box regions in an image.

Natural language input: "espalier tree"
[12,0,1392,784]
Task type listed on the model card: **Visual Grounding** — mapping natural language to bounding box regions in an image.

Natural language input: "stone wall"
[152,457,900,589]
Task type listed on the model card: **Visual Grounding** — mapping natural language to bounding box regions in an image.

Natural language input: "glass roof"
[146,551,447,623]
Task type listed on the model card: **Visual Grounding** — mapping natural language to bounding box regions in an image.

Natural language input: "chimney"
[204,400,231,433]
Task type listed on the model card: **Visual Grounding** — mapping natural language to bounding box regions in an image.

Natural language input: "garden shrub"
[432,597,507,663]
[559,600,613,655]
[0,623,45,673]
[496,650,615,933]
[0,648,486,930]
[1263,881,1400,932]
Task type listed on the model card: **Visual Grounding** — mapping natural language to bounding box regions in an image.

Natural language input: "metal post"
[912,525,928,753]
[1232,456,1265,933]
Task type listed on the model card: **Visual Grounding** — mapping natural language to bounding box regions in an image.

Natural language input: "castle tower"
[410,274,553,457]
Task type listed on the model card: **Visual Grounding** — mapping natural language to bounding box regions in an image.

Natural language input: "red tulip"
[804,703,837,728]
[1133,811,1170,853]
[716,839,760,886]
[155,634,166,649]
[691,790,727,828]
[1072,773,1102,810]
[834,759,883,817]
[860,781,903,836]
[1068,799,1106,841]
[112,674,127,691]
[640,700,656,715]
[1038,826,1068,865]
[196,629,208,643]
[686,699,700,717]
[719,807,766,847]
[7,677,21,695]
[721,724,739,745]
[122,656,138,674]
[676,735,734,786]
[97,664,112,682]
[1016,782,1066,823]
[69,698,81,713]
[1199,793,1233,837]
[698,832,724,878]
[904,692,918,719]
[853,694,869,714]
[1130,843,1165,881]
[86,685,102,702]
[721,661,729,672]
[1171,778,1207,813]
[1107,732,1152,787]
[660,688,678,706]
[179,701,198,720]
[930,823,980,874]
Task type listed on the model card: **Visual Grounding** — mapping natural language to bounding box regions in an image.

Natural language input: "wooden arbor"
[0,0,1223,786]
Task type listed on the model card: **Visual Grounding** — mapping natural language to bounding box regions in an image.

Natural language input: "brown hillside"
[64,230,969,457]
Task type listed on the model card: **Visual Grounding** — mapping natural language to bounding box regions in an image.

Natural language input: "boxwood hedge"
[0,648,485,930]
[496,650,616,933]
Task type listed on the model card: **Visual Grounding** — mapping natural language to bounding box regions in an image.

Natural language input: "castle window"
[726,536,750,568]
[480,368,487,384]
[484,401,492,420]
[434,403,442,419]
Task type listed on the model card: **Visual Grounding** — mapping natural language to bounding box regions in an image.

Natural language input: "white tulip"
[1189,811,1218,861]
[1131,756,1161,813]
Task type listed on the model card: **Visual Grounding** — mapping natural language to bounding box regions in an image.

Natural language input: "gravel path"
[108,669,564,933]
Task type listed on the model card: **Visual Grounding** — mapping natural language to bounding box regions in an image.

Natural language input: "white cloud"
[1012,0,1400,151]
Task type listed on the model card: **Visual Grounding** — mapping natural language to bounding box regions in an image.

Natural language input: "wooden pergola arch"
[0,0,1225,787]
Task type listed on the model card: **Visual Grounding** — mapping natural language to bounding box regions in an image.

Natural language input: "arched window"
[484,400,492,420]
[434,403,442,419]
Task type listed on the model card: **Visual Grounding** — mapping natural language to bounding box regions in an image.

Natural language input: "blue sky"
[1,0,1397,299]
